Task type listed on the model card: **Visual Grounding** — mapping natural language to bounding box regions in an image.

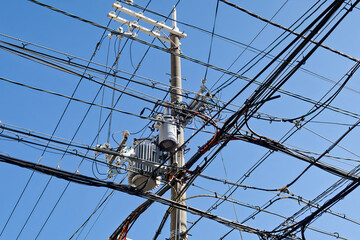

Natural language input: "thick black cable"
[32,1,184,238]
[184,1,353,237]
[0,154,270,237]
[163,3,351,236]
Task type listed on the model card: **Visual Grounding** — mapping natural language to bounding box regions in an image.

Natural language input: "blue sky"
[1,0,360,239]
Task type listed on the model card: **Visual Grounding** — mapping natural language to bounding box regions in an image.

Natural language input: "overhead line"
[124,0,360,63]
[220,0,360,63]
[0,154,273,238]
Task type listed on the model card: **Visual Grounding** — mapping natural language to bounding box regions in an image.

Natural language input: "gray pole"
[170,7,187,240]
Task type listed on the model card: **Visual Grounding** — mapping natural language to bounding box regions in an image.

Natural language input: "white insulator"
[158,115,177,152]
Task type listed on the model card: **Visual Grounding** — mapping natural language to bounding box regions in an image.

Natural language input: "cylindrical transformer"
[158,115,177,152]
[128,138,162,191]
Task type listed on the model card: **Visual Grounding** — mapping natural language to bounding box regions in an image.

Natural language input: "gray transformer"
[127,138,162,191]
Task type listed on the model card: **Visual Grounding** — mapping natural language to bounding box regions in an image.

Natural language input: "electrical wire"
[182,3,357,237]
[0,154,271,236]
[4,1,360,239]
[3,37,360,123]
[203,0,220,81]
[0,17,113,236]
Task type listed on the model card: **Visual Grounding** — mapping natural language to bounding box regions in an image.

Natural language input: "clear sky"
[1,0,360,239]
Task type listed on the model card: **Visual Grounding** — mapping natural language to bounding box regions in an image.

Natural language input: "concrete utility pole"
[170,7,187,240]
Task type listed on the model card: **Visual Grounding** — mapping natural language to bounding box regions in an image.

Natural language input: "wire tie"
[21,43,28,48]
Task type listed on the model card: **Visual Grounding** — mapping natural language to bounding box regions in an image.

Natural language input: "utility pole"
[108,3,188,239]
[170,7,187,240]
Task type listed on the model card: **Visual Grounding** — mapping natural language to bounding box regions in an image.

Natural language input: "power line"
[183,2,358,237]
[220,0,360,63]
[4,33,360,123]
[0,17,113,236]
[0,154,274,238]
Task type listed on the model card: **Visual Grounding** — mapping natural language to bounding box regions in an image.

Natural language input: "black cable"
[4,38,360,122]
[185,1,353,237]
[126,0,359,63]
[203,0,220,81]
[16,21,134,238]
[31,1,182,238]
[0,17,113,237]
[211,0,293,92]
[212,0,326,94]
[0,154,271,237]
[220,0,359,62]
